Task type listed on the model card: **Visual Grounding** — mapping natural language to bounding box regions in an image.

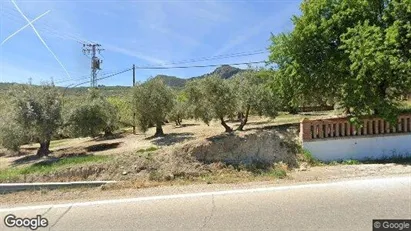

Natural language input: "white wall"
[303,134,411,162]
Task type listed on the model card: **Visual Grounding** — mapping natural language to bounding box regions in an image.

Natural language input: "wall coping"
[300,114,411,142]
[303,132,411,143]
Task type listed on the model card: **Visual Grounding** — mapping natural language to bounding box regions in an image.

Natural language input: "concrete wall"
[303,134,411,162]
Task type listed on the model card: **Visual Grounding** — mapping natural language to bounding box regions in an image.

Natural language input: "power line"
[62,60,266,94]
[136,60,266,70]
[54,69,124,84]
[151,50,268,66]
[64,68,132,90]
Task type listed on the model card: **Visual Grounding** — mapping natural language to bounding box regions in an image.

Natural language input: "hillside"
[153,65,245,88]
[194,65,244,80]
[153,75,187,89]
[0,65,246,94]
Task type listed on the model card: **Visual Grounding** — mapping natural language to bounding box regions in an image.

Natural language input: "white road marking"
[1,176,409,212]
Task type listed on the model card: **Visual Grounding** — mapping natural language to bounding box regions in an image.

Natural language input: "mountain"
[194,65,244,80]
[0,65,246,94]
[154,65,245,88]
[153,75,187,89]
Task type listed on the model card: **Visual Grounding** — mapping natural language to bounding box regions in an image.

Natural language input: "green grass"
[399,101,411,113]
[136,146,158,153]
[341,159,361,165]
[361,155,411,164]
[49,139,69,149]
[325,155,411,166]
[301,149,323,166]
[0,155,111,181]
[266,167,287,179]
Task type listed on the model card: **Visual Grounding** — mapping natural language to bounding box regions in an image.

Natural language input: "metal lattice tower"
[82,43,104,87]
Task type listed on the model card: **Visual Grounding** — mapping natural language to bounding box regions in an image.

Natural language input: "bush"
[67,89,119,137]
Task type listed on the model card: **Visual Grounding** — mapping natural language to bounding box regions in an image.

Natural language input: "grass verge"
[0,155,111,182]
[325,155,411,166]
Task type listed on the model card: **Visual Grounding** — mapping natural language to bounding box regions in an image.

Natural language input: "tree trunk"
[237,112,244,121]
[344,107,350,115]
[220,117,233,133]
[375,81,388,115]
[104,129,113,137]
[236,105,250,131]
[37,140,51,157]
[288,107,299,114]
[154,123,165,137]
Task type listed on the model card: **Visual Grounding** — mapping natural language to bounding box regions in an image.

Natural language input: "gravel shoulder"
[1,163,410,207]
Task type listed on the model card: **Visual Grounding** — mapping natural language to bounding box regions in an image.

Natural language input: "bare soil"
[0,113,335,170]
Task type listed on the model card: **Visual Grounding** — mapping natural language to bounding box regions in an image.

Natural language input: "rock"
[299,163,308,171]
[122,171,128,175]
[164,174,174,181]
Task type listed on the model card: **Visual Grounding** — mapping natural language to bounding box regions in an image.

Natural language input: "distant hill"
[153,65,245,88]
[194,65,244,80]
[0,65,247,95]
[153,75,187,89]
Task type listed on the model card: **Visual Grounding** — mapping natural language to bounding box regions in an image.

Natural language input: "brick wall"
[300,114,411,142]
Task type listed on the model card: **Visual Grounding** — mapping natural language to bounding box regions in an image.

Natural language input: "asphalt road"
[1,176,410,231]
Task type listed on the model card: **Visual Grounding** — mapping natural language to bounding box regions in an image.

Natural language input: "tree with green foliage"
[269,0,411,123]
[107,96,133,127]
[133,78,174,137]
[0,84,62,156]
[186,75,236,132]
[231,70,279,130]
[168,91,188,126]
[67,89,119,138]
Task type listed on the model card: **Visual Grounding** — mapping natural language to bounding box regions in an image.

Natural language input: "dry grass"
[0,112,334,183]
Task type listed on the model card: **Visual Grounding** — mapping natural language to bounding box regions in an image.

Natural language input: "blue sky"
[0,0,301,87]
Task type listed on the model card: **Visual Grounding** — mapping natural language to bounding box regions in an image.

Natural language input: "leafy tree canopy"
[269,0,411,123]
[186,75,236,132]
[133,78,174,137]
[67,88,119,138]
[231,69,279,130]
[0,84,62,156]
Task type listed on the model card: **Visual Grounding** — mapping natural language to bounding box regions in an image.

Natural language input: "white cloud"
[213,3,298,56]
[104,44,168,65]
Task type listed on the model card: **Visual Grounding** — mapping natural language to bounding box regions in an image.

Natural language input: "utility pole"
[82,43,104,87]
[132,64,136,135]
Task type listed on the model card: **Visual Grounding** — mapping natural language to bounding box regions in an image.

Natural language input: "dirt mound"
[176,127,300,167]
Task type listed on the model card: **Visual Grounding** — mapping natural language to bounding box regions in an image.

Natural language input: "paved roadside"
[0,163,410,207]
[1,176,410,231]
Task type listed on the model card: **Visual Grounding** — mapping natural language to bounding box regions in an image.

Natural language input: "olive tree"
[107,96,133,127]
[168,91,188,126]
[231,70,280,130]
[133,78,174,137]
[186,75,236,132]
[66,89,119,137]
[0,84,62,156]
